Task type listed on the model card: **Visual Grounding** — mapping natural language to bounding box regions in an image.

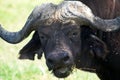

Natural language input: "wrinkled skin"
[20,21,108,78]
[20,21,81,78]
[38,21,81,78]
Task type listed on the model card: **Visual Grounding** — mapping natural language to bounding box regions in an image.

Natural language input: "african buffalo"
[0,1,120,80]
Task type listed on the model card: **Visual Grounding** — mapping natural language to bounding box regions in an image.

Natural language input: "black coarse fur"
[78,0,120,80]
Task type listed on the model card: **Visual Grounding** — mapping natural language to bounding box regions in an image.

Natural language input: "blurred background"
[0,0,99,80]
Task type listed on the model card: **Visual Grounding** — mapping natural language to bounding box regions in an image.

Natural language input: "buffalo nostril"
[47,52,70,66]
[63,55,70,62]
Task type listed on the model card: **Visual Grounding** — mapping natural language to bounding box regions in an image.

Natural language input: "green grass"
[0,0,99,80]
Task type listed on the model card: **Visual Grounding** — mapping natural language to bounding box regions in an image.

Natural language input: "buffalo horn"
[1,1,120,44]
[0,3,56,44]
[56,1,120,32]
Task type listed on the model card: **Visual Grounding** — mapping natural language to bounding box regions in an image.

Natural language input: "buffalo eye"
[68,30,80,41]
[72,32,79,37]
[40,35,45,39]
[69,30,79,37]
[39,33,48,48]
[39,33,48,41]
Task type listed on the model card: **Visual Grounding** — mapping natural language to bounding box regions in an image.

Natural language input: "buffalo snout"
[46,51,74,78]
[47,52,70,67]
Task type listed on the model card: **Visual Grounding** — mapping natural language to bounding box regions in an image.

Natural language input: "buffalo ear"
[19,31,43,60]
[89,35,109,60]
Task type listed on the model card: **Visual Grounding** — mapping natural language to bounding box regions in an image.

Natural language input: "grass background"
[0,0,99,80]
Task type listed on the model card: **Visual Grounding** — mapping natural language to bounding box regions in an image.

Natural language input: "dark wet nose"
[47,52,70,66]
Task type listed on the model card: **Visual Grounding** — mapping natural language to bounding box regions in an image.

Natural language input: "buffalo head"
[0,1,120,78]
[38,21,81,78]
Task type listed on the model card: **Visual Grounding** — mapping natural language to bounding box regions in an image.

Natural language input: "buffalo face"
[19,22,108,78]
[37,21,81,78]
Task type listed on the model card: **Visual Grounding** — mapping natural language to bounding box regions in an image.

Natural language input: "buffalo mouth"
[50,66,73,78]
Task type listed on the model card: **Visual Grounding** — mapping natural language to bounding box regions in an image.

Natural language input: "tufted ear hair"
[89,35,109,60]
[19,31,43,60]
